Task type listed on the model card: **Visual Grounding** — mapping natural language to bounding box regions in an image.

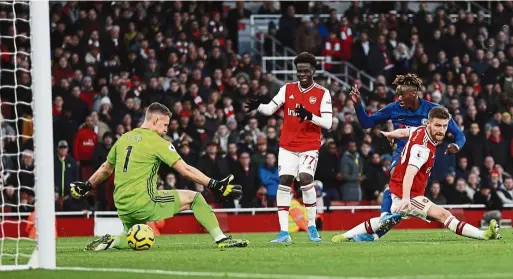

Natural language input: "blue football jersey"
[355,99,465,158]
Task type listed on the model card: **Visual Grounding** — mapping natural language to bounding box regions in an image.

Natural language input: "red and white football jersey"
[389,126,438,198]
[273,82,331,152]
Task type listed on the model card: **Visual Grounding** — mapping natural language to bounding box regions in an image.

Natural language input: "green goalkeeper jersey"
[106,128,181,214]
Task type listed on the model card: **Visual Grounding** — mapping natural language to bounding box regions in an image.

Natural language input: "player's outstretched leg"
[301,181,321,242]
[188,191,249,248]
[430,204,501,240]
[332,216,399,243]
[271,182,293,243]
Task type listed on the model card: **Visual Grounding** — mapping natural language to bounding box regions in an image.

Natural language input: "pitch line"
[55,267,513,279]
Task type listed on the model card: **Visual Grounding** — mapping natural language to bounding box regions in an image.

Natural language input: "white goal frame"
[0,0,55,271]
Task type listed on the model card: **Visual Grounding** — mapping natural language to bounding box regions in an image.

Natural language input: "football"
[127,224,155,250]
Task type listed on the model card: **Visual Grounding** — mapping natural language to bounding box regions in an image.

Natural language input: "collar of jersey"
[298,82,315,93]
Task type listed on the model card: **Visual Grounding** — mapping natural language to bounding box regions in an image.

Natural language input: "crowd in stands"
[1,2,513,213]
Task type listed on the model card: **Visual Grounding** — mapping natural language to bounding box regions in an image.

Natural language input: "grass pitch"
[4,229,513,279]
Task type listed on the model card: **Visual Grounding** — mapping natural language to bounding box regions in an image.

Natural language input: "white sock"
[110,235,121,249]
[277,185,292,232]
[210,227,227,242]
[343,217,380,239]
[444,215,485,240]
[301,183,317,227]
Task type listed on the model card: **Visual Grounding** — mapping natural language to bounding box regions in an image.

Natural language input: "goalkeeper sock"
[191,192,227,242]
[444,215,484,239]
[301,183,317,227]
[111,235,126,249]
[343,217,381,239]
[277,185,292,232]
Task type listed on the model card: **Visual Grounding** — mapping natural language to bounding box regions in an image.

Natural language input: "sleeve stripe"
[321,111,333,114]
[272,100,278,106]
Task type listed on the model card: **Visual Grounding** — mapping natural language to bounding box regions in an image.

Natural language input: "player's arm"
[159,141,242,200]
[380,128,410,140]
[296,88,333,129]
[70,141,117,199]
[246,85,285,115]
[351,85,393,128]
[446,118,466,154]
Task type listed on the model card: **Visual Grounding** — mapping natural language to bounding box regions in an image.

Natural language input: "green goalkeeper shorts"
[117,190,181,233]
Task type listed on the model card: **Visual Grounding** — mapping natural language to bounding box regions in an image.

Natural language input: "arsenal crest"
[309,96,317,104]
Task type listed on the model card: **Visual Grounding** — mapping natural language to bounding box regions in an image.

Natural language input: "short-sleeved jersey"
[273,82,332,152]
[389,126,438,198]
[107,128,181,214]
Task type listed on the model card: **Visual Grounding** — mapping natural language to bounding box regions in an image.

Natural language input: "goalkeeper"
[71,102,249,250]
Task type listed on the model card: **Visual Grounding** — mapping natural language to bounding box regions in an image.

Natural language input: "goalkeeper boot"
[352,233,377,242]
[308,226,321,242]
[85,234,115,251]
[484,219,502,240]
[378,212,402,232]
[270,231,292,243]
[216,236,250,248]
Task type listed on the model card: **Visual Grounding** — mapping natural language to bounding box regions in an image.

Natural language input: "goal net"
[0,0,55,270]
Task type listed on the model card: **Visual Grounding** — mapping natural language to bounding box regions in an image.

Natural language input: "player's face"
[154,115,170,137]
[427,118,449,142]
[396,87,417,108]
[296,63,314,88]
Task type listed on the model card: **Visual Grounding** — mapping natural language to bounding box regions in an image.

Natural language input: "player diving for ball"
[333,74,466,242]
[333,107,501,241]
[71,103,249,250]
[245,52,333,243]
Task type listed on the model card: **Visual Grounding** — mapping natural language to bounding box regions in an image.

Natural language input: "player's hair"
[294,52,317,68]
[146,102,172,119]
[428,106,451,120]
[392,73,423,91]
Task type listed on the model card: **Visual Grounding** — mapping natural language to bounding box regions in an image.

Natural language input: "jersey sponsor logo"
[287,108,298,116]
[309,96,317,104]
[168,144,176,151]
[126,135,143,142]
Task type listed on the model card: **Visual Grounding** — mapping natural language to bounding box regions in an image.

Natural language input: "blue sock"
[380,189,392,214]
[376,227,392,238]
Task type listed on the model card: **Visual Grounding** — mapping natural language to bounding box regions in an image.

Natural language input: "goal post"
[30,0,56,269]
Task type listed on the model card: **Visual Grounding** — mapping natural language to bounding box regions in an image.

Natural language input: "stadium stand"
[1,1,512,213]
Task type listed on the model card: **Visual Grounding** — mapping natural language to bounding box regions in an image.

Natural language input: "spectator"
[196,142,229,182]
[258,152,279,206]
[497,176,513,205]
[485,126,509,169]
[295,16,322,55]
[361,153,387,201]
[251,134,268,167]
[473,183,503,210]
[426,181,447,205]
[451,178,473,204]
[340,141,363,201]
[91,132,115,210]
[54,140,84,211]
[466,173,480,200]
[462,123,486,168]
[73,115,98,181]
[316,141,343,200]
[276,5,299,50]
[233,152,259,208]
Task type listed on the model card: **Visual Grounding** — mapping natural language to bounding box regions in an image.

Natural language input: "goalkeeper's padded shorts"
[118,190,181,233]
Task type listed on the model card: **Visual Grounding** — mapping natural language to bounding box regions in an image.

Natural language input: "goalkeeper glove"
[70,181,93,199]
[244,96,262,112]
[294,104,313,123]
[208,174,243,200]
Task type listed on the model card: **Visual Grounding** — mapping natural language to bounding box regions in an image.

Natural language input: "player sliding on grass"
[338,74,466,242]
[333,107,501,242]
[70,103,249,250]
[245,52,332,243]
